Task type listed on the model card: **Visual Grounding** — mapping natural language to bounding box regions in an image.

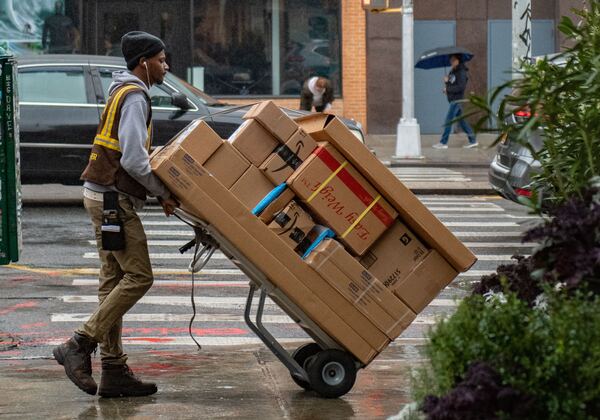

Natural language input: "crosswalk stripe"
[83,252,228,260]
[87,239,534,248]
[428,207,504,212]
[72,279,248,287]
[443,222,519,227]
[452,232,523,237]
[475,254,528,261]
[41,336,431,347]
[51,312,442,325]
[144,230,194,237]
[463,242,535,248]
[83,252,519,261]
[437,214,537,219]
[60,295,459,307]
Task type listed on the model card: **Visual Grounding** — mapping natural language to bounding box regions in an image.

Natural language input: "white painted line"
[396,178,471,182]
[72,279,248,287]
[418,197,497,201]
[88,240,189,246]
[428,207,504,212]
[42,336,431,347]
[452,232,523,237]
[144,230,194,237]
[83,252,228,260]
[142,221,188,226]
[436,214,536,219]
[444,222,519,227]
[61,295,459,308]
[475,255,528,261]
[463,242,535,248]
[459,270,494,277]
[61,295,274,307]
[51,312,442,325]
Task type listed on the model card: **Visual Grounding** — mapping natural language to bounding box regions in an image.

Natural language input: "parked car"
[17,54,365,184]
[488,54,567,204]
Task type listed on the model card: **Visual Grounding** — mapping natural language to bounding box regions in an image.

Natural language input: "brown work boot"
[53,333,98,395]
[98,364,157,398]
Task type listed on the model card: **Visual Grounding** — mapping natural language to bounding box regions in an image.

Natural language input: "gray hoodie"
[84,71,170,207]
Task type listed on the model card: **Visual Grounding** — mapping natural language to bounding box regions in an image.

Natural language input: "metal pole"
[512,0,532,79]
[393,0,422,160]
[401,0,414,122]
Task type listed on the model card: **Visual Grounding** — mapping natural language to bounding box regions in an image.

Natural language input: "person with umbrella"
[416,47,478,149]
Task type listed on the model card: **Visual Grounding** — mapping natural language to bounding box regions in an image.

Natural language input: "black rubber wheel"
[306,349,357,398]
[290,343,321,390]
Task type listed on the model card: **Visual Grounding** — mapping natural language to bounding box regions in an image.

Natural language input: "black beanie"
[121,31,165,70]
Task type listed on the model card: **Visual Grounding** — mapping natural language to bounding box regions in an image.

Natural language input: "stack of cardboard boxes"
[150,102,477,365]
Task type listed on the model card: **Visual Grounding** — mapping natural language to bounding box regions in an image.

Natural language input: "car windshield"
[167,75,223,106]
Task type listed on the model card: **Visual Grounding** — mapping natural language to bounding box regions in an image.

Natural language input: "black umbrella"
[415,46,474,69]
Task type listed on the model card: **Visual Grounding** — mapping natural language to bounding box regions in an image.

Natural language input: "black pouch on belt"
[101,191,125,251]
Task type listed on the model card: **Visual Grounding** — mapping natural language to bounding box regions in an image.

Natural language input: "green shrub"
[413,291,600,419]
[464,4,600,206]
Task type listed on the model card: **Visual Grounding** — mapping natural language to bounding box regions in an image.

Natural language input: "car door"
[18,64,100,183]
[92,66,201,146]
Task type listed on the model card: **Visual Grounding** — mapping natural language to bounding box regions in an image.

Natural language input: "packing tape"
[341,195,381,239]
[306,161,348,203]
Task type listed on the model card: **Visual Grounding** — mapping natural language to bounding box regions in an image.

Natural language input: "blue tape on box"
[252,183,288,216]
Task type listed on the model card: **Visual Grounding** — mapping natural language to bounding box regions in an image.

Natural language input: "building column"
[342,2,367,131]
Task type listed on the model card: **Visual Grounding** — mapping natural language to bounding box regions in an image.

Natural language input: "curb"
[386,161,491,168]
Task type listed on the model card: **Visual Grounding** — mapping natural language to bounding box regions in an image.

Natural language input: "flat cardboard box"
[229,166,276,210]
[228,119,279,166]
[151,146,388,363]
[307,239,416,340]
[259,128,318,185]
[257,187,295,224]
[393,250,459,313]
[203,142,250,188]
[287,143,398,255]
[359,220,428,291]
[244,101,297,143]
[151,119,222,166]
[295,114,477,272]
[268,201,315,252]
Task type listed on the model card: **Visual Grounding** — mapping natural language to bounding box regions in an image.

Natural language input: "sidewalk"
[367,133,497,167]
[0,344,415,418]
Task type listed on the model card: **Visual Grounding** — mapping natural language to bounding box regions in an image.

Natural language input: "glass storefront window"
[191,0,341,97]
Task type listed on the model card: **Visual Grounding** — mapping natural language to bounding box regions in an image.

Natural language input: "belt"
[83,188,128,202]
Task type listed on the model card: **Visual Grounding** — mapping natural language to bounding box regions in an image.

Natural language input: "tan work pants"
[77,196,154,365]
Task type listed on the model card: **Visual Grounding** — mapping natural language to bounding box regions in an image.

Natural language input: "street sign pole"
[393,0,423,160]
[512,0,532,78]
[0,48,21,265]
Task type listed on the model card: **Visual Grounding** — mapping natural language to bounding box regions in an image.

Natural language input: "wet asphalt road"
[0,194,536,418]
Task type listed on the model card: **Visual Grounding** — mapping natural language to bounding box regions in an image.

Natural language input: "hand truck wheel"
[290,343,321,390]
[306,349,357,398]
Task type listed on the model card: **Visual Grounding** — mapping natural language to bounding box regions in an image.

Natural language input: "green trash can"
[0,48,21,264]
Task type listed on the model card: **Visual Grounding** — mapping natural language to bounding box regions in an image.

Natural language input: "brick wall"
[341,2,367,131]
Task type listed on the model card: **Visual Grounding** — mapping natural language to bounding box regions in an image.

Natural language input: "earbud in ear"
[143,62,148,68]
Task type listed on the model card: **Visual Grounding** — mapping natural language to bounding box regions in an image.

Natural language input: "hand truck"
[175,208,363,398]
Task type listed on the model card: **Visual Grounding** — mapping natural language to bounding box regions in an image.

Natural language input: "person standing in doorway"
[52,31,178,398]
[300,76,334,112]
[433,54,478,149]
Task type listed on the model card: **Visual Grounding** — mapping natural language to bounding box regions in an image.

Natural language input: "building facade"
[367,0,585,134]
[0,1,586,134]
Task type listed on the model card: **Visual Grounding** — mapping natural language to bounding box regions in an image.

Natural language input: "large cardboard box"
[229,166,276,210]
[307,239,416,340]
[151,140,387,363]
[257,187,295,224]
[268,201,315,252]
[359,220,428,290]
[203,142,250,188]
[244,101,297,143]
[152,119,222,165]
[295,114,477,272]
[288,143,398,256]
[228,119,279,166]
[260,128,317,184]
[393,250,459,313]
